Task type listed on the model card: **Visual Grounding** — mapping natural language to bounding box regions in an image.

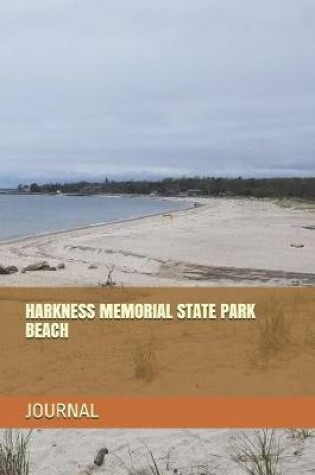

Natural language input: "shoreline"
[0,197,314,287]
[0,196,196,247]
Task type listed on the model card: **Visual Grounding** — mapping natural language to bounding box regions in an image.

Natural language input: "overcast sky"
[0,0,315,185]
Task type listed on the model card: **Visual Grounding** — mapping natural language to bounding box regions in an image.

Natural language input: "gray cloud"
[0,0,315,185]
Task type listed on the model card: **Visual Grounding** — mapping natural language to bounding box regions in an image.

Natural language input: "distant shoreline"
[0,196,196,247]
[3,176,314,201]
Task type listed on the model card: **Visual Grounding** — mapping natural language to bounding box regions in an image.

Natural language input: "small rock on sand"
[0,265,18,275]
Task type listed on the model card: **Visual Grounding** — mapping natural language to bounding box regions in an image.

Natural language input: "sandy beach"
[1,428,314,475]
[0,197,314,286]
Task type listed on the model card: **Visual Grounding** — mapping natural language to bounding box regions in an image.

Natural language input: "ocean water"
[0,194,189,242]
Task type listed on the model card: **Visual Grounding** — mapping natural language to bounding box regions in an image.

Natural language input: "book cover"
[0,1,314,474]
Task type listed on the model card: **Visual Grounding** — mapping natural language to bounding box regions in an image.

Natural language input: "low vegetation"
[288,429,315,440]
[258,297,292,356]
[230,429,283,475]
[0,430,32,475]
[19,176,315,199]
[132,342,156,382]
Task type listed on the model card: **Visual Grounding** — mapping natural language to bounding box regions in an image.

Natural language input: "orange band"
[0,397,314,428]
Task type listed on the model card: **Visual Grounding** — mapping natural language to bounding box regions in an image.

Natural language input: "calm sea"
[0,194,189,242]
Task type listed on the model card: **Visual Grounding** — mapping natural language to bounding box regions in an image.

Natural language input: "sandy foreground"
[0,197,314,286]
[1,428,314,475]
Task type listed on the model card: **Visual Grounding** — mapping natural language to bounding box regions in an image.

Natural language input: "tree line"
[20,176,315,199]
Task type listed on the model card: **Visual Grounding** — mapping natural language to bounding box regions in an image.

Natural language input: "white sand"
[8,428,315,474]
[0,198,314,286]
[1,199,314,474]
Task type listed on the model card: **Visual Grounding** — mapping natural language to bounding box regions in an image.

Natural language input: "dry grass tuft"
[304,324,315,349]
[0,430,32,475]
[288,429,315,440]
[132,342,156,382]
[258,298,292,356]
[230,429,283,475]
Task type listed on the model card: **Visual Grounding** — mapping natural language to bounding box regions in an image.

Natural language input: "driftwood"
[98,265,116,287]
[22,261,57,273]
[94,447,108,466]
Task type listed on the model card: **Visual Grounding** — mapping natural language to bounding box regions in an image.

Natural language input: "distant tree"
[32,177,315,199]
[30,183,41,192]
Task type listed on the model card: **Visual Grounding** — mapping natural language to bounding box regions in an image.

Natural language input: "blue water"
[0,194,189,242]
